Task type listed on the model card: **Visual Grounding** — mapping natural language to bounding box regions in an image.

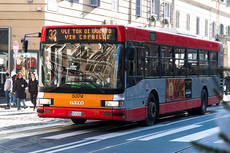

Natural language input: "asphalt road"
[0,104,229,153]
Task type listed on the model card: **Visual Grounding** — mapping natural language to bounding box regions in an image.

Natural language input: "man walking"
[4,73,11,109]
[28,73,38,110]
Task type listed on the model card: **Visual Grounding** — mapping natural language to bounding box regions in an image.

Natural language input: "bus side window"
[145,44,159,77]
[209,51,218,75]
[161,46,173,76]
[187,49,198,75]
[137,47,146,77]
[199,50,208,75]
[175,48,185,76]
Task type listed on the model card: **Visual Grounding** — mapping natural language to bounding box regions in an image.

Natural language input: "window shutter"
[212,22,216,38]
[69,0,79,2]
[228,26,230,35]
[155,0,160,19]
[136,0,141,17]
[205,19,208,36]
[169,3,173,23]
[220,24,224,35]
[90,0,100,7]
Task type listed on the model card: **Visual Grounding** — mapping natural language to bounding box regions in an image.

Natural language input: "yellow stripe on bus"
[44,93,114,108]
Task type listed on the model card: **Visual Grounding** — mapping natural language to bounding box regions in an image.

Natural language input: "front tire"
[71,118,87,124]
[144,95,159,126]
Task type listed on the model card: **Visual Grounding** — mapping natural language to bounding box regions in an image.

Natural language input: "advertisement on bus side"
[166,79,192,102]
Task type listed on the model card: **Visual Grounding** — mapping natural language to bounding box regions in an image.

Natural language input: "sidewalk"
[0,97,34,108]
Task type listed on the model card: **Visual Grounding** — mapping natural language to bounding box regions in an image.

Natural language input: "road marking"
[41,130,92,140]
[0,122,72,135]
[5,129,60,139]
[171,127,220,142]
[136,124,201,141]
[214,140,223,144]
[46,140,100,153]
[29,139,99,153]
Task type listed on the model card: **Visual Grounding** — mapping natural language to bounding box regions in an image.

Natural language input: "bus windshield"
[40,43,124,92]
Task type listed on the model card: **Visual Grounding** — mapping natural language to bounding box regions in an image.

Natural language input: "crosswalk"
[0,107,227,152]
[171,127,220,142]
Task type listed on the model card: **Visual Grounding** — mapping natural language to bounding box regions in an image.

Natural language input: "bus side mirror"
[21,39,28,53]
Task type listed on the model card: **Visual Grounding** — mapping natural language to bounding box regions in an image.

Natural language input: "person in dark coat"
[14,72,27,110]
[28,73,38,110]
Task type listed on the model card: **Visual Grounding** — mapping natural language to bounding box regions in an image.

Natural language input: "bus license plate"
[70,111,83,116]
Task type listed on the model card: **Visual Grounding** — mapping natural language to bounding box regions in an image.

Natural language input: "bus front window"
[41,43,123,91]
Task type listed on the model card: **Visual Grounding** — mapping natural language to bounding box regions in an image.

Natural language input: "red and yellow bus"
[37,25,223,125]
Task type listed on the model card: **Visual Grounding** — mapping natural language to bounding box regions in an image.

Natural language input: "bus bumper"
[37,106,126,120]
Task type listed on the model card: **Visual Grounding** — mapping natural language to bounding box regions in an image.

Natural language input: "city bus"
[36,25,223,125]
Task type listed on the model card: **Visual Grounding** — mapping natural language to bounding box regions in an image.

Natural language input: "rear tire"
[144,94,159,126]
[71,118,87,124]
[188,89,208,115]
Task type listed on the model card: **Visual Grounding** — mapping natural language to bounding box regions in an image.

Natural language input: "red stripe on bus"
[159,99,201,114]
[37,107,126,120]
[208,96,220,105]
[159,96,219,114]
[125,107,147,121]
[126,27,220,51]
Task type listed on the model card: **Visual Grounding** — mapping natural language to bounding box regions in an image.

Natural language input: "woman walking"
[28,73,38,110]
[14,72,27,110]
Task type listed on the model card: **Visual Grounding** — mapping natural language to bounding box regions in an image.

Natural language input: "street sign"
[13,41,19,54]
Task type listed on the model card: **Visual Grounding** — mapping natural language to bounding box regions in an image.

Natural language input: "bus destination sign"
[46,27,117,43]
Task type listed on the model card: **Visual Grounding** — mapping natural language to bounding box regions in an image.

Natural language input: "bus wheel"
[144,95,158,126]
[199,89,208,114]
[71,118,87,124]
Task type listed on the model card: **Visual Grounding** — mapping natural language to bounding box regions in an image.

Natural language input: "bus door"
[125,45,147,120]
[126,45,145,88]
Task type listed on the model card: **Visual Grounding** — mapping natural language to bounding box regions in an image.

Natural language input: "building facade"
[0,0,230,95]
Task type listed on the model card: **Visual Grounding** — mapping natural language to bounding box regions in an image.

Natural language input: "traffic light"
[21,39,28,53]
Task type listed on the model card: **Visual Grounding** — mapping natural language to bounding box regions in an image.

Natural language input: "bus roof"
[41,25,220,51]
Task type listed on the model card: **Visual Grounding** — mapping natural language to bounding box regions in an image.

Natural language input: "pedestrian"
[14,72,27,110]
[28,73,38,110]
[11,72,17,106]
[4,72,11,109]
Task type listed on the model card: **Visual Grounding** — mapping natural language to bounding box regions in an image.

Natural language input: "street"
[0,104,229,153]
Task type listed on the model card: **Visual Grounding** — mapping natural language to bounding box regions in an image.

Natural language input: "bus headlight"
[38,98,53,106]
[102,100,123,107]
